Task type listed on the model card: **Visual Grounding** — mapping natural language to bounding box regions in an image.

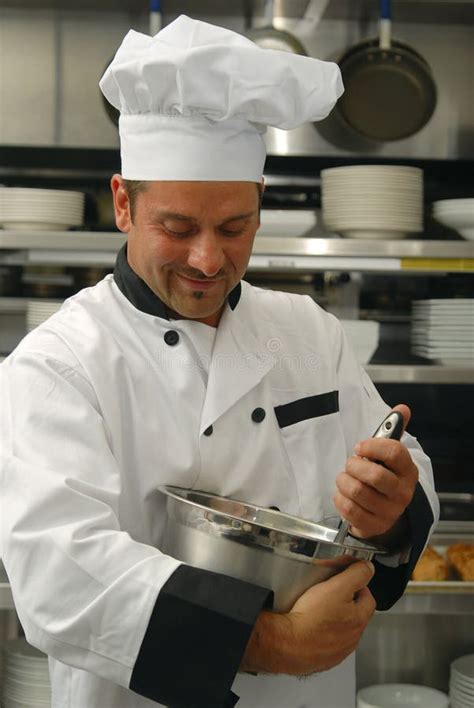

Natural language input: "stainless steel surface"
[356,612,474,693]
[1,232,473,258]
[357,525,474,692]
[1,3,473,157]
[247,0,308,54]
[158,485,384,612]
[366,364,474,384]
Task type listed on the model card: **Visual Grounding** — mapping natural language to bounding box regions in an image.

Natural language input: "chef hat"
[100,14,343,181]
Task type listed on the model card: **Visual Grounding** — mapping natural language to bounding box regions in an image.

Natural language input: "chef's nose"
[187,231,226,277]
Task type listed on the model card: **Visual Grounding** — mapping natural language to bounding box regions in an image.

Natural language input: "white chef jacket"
[1,245,439,708]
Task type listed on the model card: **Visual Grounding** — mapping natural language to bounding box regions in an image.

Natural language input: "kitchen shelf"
[366,365,474,384]
[0,232,473,273]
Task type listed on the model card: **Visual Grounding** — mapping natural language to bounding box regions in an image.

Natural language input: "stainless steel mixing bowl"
[158,485,386,612]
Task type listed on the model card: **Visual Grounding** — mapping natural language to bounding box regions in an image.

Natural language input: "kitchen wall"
[0,1,473,158]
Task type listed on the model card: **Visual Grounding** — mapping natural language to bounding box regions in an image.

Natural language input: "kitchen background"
[0,0,473,705]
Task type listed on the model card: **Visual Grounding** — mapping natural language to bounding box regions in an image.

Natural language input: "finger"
[354,438,417,480]
[336,470,395,514]
[322,560,375,600]
[333,491,391,537]
[343,457,399,497]
[353,587,376,621]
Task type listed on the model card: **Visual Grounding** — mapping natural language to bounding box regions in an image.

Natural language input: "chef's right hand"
[240,560,376,675]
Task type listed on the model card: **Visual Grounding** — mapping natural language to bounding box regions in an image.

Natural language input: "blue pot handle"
[150,0,161,12]
[380,0,391,20]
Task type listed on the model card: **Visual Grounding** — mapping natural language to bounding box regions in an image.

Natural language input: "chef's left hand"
[334,404,418,541]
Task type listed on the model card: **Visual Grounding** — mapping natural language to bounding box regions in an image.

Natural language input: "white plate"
[1,206,84,215]
[323,207,422,217]
[411,342,474,350]
[1,222,73,231]
[357,683,449,708]
[0,187,84,198]
[452,655,474,680]
[338,230,411,240]
[324,216,422,224]
[414,299,474,306]
[449,691,473,708]
[450,680,474,696]
[321,165,422,176]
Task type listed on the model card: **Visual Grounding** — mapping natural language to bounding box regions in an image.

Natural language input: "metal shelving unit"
[1,232,472,382]
[0,231,473,272]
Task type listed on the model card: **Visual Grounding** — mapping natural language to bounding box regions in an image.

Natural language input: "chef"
[1,15,438,708]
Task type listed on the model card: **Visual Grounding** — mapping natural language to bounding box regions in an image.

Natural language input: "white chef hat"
[99,14,343,182]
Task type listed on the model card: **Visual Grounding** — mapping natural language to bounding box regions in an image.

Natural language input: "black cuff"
[369,481,435,611]
[130,565,273,708]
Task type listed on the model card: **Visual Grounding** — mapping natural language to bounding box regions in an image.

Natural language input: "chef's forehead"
[122,179,262,219]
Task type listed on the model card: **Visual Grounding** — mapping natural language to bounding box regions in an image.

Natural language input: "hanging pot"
[247,0,307,55]
[335,0,437,142]
[101,0,163,127]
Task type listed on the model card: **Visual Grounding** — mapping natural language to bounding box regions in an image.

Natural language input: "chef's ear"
[111,174,132,233]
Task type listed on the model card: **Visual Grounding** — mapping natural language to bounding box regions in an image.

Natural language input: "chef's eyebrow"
[146,209,256,224]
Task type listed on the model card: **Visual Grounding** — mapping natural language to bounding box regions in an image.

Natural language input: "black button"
[203,425,213,436]
[251,407,266,423]
[164,330,179,346]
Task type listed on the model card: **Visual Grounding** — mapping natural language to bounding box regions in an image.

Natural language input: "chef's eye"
[220,227,243,236]
[163,222,194,236]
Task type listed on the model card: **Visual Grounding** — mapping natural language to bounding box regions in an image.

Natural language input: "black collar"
[113,242,242,320]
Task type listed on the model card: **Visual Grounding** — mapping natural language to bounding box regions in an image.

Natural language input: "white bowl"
[433,198,474,210]
[357,683,449,708]
[257,209,316,238]
[433,212,474,240]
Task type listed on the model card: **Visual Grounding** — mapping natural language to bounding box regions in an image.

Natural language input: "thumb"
[391,403,411,432]
[322,560,375,600]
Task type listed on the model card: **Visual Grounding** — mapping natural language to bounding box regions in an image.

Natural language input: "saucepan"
[335,0,437,142]
[158,485,385,612]
[246,0,308,55]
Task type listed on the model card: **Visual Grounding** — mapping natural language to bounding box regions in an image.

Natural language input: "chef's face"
[112,176,261,327]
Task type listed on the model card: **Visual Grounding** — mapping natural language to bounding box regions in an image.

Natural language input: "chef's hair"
[123,180,148,223]
[123,180,263,224]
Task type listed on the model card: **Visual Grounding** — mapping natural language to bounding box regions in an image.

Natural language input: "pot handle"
[379,0,392,50]
[150,0,162,36]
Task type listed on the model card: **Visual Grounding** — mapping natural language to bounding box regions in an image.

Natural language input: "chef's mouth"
[176,273,225,290]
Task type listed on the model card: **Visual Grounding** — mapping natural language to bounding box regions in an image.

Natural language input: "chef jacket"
[0,244,438,708]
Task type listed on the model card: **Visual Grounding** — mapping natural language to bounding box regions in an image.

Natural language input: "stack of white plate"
[357,683,449,708]
[411,299,474,365]
[450,654,474,708]
[433,198,474,240]
[339,320,380,364]
[0,187,84,231]
[2,637,51,708]
[321,165,423,240]
[26,300,63,332]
